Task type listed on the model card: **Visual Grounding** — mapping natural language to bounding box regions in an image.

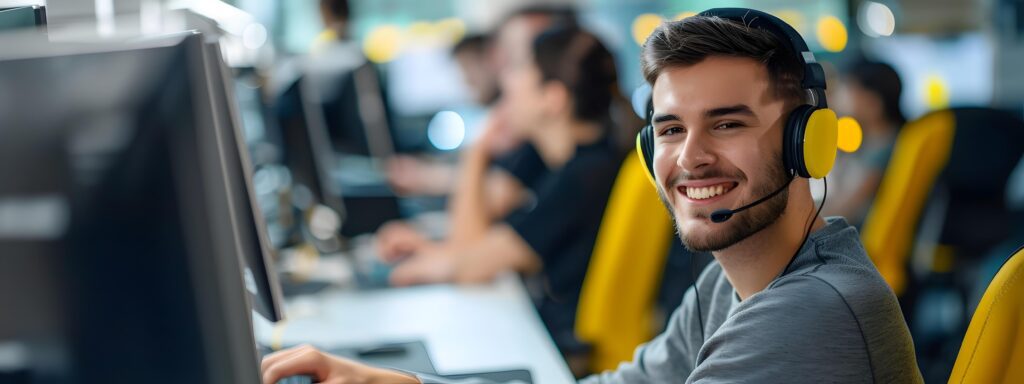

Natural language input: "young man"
[261,11,922,383]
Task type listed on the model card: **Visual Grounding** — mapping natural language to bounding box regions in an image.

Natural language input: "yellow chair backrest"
[949,245,1024,383]
[576,154,674,372]
[861,110,956,295]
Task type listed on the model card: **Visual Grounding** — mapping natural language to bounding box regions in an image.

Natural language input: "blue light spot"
[427,110,465,151]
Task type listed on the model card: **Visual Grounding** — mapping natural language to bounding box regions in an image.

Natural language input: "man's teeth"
[686,185,729,200]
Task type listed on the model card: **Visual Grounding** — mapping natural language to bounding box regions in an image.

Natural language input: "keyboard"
[261,341,534,383]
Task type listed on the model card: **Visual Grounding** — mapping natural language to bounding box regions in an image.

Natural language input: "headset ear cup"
[636,126,657,186]
[783,105,815,178]
[802,108,839,178]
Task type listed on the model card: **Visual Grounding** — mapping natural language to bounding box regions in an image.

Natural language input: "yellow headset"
[636,8,839,185]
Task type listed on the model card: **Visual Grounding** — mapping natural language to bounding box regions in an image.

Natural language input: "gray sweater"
[581,217,921,383]
[421,217,922,383]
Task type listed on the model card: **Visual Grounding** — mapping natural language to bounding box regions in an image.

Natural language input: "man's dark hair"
[847,60,905,126]
[641,16,805,107]
[320,0,350,21]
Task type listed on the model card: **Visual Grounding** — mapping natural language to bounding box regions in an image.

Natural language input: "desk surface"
[255,273,576,384]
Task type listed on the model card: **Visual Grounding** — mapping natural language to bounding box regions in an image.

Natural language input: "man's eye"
[659,127,684,136]
[715,122,742,130]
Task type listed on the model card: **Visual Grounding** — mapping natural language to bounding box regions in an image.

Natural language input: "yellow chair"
[575,154,675,371]
[861,110,955,296]
[949,245,1024,383]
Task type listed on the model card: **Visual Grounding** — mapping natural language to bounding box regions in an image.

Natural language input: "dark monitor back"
[0,33,260,384]
[202,40,285,322]
[274,78,347,216]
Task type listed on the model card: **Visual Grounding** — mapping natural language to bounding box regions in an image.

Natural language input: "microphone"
[709,177,794,223]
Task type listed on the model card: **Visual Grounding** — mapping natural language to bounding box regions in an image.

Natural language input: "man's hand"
[261,345,420,384]
[376,221,431,263]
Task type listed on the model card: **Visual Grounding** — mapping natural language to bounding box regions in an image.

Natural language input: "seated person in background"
[386,33,503,197]
[825,60,905,226]
[261,10,921,384]
[378,7,577,249]
[384,26,633,357]
[376,6,585,270]
[313,0,350,49]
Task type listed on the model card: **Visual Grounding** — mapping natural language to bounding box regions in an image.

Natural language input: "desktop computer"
[274,67,403,242]
[202,38,285,323]
[0,28,532,384]
[201,37,438,380]
[0,32,260,383]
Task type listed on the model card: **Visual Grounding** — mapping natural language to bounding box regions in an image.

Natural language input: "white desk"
[255,273,576,383]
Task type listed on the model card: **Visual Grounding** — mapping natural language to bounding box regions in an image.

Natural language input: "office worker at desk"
[381,7,573,208]
[382,25,629,361]
[262,9,922,383]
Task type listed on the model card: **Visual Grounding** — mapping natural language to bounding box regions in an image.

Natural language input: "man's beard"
[658,153,790,252]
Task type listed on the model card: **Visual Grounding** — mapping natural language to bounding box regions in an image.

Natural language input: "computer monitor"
[0,5,46,30]
[0,32,260,383]
[276,75,348,219]
[276,77,405,239]
[202,39,285,322]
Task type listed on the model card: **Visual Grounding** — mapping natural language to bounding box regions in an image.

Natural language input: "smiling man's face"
[652,56,793,252]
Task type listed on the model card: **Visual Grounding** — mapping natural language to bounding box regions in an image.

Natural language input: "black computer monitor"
[276,76,348,218]
[202,39,285,322]
[0,5,47,30]
[0,32,260,383]
[276,78,406,239]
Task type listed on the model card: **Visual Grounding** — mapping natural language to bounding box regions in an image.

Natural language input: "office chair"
[860,107,1024,381]
[948,244,1024,383]
[861,110,955,296]
[575,154,675,371]
[862,107,1024,297]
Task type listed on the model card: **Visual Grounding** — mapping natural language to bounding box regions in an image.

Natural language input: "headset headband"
[698,8,829,107]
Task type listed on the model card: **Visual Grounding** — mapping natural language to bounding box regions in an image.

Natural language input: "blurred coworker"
[384,26,631,359]
[386,33,500,196]
[262,12,921,384]
[314,0,350,48]
[453,34,501,106]
[827,61,905,226]
[377,7,578,264]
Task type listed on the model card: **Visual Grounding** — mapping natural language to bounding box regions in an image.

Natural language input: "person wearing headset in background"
[261,9,922,383]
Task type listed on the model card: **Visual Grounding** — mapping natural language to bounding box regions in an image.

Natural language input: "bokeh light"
[925,74,951,110]
[632,13,664,46]
[427,111,466,151]
[363,24,404,63]
[837,116,863,153]
[816,16,848,52]
[859,1,896,37]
